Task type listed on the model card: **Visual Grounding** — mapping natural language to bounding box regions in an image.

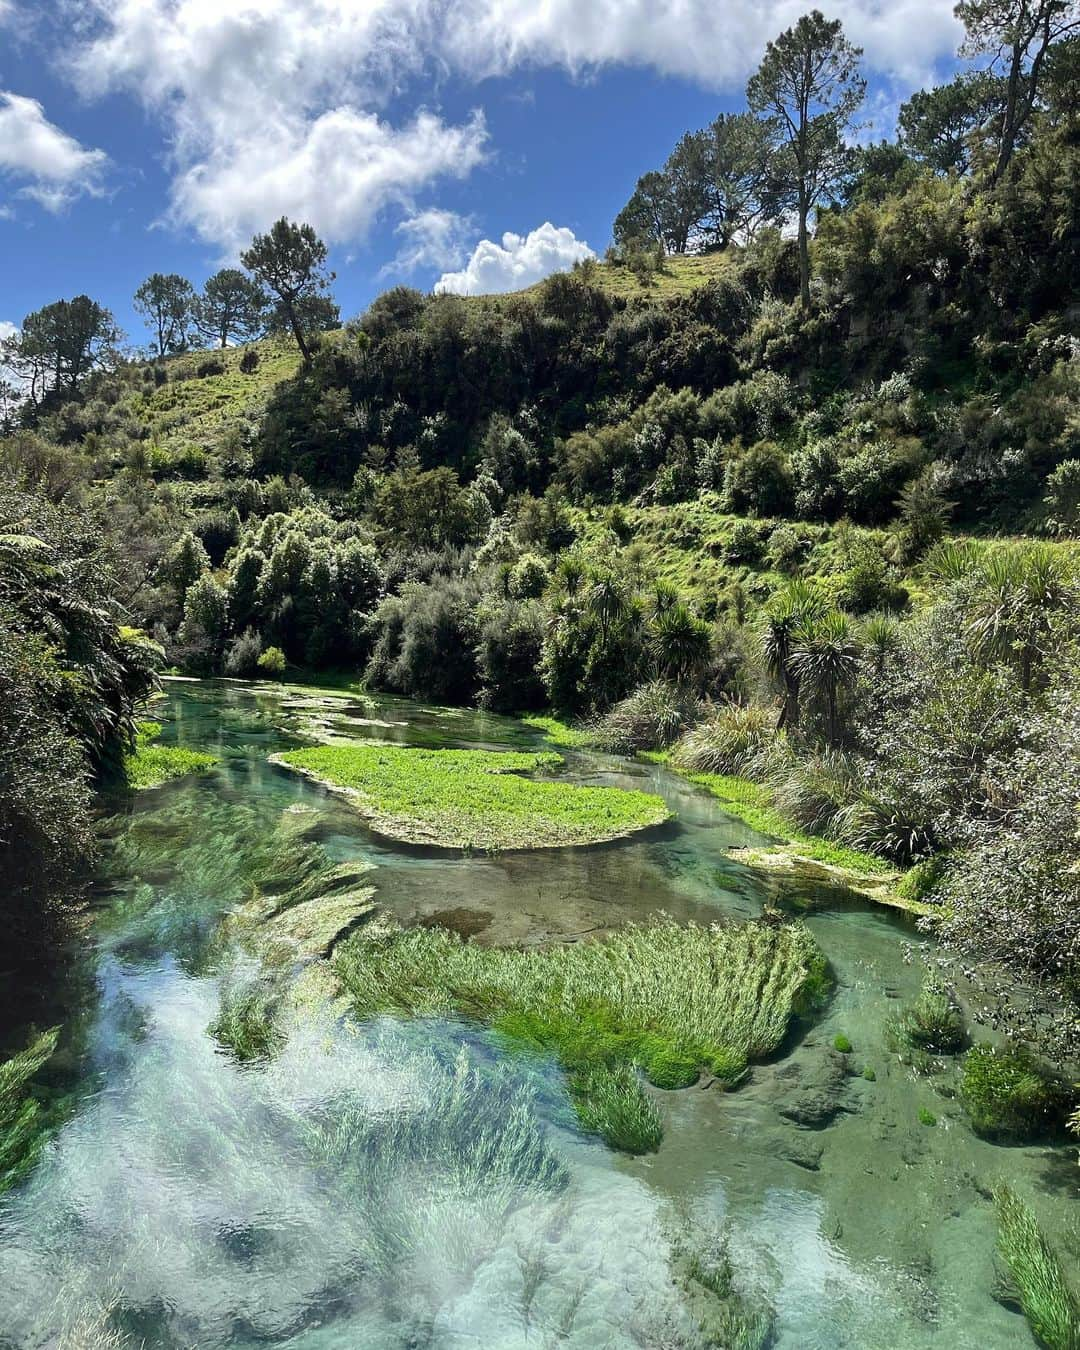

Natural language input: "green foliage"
[672,700,776,776]
[833,1033,852,1053]
[208,982,285,1062]
[960,1043,1062,1142]
[918,1107,937,1127]
[257,645,286,677]
[592,679,702,754]
[333,917,825,1151]
[275,743,671,849]
[0,1028,60,1195]
[122,720,218,789]
[994,1186,1080,1350]
[891,979,966,1055]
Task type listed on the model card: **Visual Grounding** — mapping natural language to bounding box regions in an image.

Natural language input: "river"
[0,680,1073,1349]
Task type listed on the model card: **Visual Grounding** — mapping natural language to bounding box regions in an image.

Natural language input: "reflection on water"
[0,681,1068,1349]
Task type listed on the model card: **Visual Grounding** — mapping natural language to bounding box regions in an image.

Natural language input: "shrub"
[224,627,264,678]
[239,348,260,374]
[593,679,703,754]
[257,645,287,678]
[767,523,809,573]
[960,1044,1062,1142]
[725,519,767,564]
[507,553,549,600]
[672,700,776,776]
[195,357,226,378]
[723,441,794,517]
[918,1107,937,1126]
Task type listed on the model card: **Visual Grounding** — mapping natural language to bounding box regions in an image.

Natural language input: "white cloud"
[436,221,594,295]
[382,207,476,277]
[0,91,107,212]
[442,0,961,88]
[66,0,962,249]
[0,321,15,340]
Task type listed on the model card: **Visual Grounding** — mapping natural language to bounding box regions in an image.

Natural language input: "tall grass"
[995,1186,1080,1350]
[672,700,776,776]
[1,1027,60,1195]
[592,680,703,754]
[333,918,825,1152]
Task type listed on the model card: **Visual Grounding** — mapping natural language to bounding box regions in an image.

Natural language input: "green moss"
[862,1065,876,1081]
[123,720,219,789]
[1,1028,60,1195]
[333,917,825,1152]
[272,743,671,849]
[833,1033,853,1054]
[995,1185,1080,1350]
[918,1107,937,1127]
[896,853,949,904]
[960,1043,1062,1142]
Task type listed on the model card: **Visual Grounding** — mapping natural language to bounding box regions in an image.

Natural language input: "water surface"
[0,681,1072,1349]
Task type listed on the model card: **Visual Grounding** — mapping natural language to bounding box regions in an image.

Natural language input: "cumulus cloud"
[65,0,962,249]
[436,222,594,295]
[0,91,107,212]
[70,0,485,250]
[383,207,476,277]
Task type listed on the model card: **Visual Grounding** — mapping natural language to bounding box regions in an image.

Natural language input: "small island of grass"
[271,744,671,850]
[123,721,220,790]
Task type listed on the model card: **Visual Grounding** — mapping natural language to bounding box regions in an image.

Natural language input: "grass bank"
[333,917,827,1152]
[123,721,219,790]
[271,744,671,850]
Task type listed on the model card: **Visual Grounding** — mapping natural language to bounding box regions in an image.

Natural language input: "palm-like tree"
[965,545,1076,691]
[789,610,861,746]
[587,573,629,641]
[861,613,901,680]
[759,580,827,731]
[651,603,712,685]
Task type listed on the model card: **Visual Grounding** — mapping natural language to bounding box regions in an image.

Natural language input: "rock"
[777,1051,854,1130]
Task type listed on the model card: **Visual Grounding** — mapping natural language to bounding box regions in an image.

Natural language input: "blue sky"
[0,1,964,352]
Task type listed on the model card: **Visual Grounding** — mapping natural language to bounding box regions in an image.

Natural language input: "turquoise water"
[0,681,1073,1348]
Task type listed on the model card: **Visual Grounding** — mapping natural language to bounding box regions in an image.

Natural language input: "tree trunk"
[798,194,811,310]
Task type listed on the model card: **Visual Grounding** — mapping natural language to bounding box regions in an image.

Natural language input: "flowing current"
[0,681,1073,1349]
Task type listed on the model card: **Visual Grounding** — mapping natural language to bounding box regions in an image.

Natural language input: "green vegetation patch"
[272,744,671,850]
[333,917,826,1152]
[995,1186,1080,1350]
[960,1043,1064,1142]
[123,720,219,790]
[1,1028,60,1195]
[519,713,595,749]
[651,759,890,874]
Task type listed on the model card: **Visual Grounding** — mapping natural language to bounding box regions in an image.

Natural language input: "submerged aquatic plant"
[333,917,825,1152]
[960,1043,1063,1142]
[891,979,966,1055]
[0,1027,60,1195]
[208,980,286,1063]
[995,1186,1080,1350]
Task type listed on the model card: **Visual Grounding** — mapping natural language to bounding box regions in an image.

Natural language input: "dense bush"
[960,1044,1063,1142]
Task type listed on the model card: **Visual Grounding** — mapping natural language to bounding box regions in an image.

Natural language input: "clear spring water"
[0,681,1074,1349]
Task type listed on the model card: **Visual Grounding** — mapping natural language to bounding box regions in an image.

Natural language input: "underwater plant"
[995,1185,1080,1350]
[960,1043,1063,1142]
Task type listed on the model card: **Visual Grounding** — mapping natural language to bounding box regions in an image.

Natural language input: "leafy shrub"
[239,348,260,374]
[723,441,794,517]
[224,627,264,677]
[725,519,767,564]
[474,599,546,712]
[257,645,287,677]
[672,700,776,776]
[960,1044,1062,1142]
[767,523,809,573]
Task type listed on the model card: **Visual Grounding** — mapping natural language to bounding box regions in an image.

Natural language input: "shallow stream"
[0,681,1074,1349]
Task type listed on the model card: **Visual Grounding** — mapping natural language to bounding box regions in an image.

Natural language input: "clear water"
[0,681,1074,1349]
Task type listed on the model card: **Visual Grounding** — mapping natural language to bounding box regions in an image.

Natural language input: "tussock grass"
[995,1186,1080,1350]
[889,979,966,1055]
[122,721,218,790]
[672,701,775,777]
[273,743,671,849]
[333,917,826,1151]
[592,681,703,755]
[1,1027,60,1195]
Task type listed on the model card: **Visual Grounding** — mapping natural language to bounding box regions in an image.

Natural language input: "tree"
[661,131,713,253]
[240,218,338,362]
[134,273,195,357]
[194,269,268,349]
[899,71,1006,174]
[747,10,866,308]
[789,609,861,745]
[1,297,122,403]
[704,111,788,247]
[760,580,828,729]
[956,0,1079,180]
[613,171,674,250]
[650,603,712,684]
